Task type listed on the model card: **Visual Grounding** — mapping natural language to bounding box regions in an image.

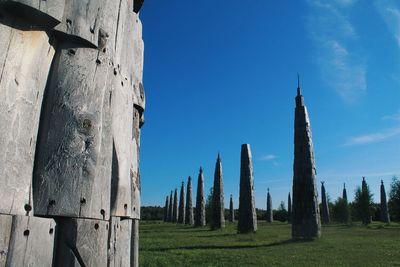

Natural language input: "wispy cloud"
[382,110,400,121]
[374,0,400,47]
[260,154,276,161]
[307,0,367,103]
[344,127,400,146]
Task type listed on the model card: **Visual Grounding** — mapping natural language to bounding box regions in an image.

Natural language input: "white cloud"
[382,110,400,121]
[260,154,276,161]
[344,127,400,146]
[374,1,400,47]
[307,0,367,103]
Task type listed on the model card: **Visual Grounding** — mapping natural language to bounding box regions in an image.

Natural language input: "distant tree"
[389,176,400,221]
[274,201,288,222]
[255,208,266,220]
[332,197,350,224]
[353,177,373,225]
[205,187,213,224]
[141,206,164,220]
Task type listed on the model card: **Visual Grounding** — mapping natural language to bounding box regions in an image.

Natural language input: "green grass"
[139,221,400,267]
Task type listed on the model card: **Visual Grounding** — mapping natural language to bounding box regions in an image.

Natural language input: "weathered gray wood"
[130,219,139,267]
[266,189,273,223]
[320,182,330,224]
[33,41,113,220]
[0,215,12,266]
[53,0,102,47]
[131,107,142,219]
[292,83,321,239]
[172,189,178,223]
[54,218,108,267]
[110,1,144,219]
[212,153,225,229]
[195,167,206,226]
[178,182,185,224]
[0,13,55,216]
[108,217,132,267]
[229,194,234,223]
[33,0,130,220]
[0,214,56,267]
[238,144,257,232]
[0,0,64,27]
[380,180,390,223]
[168,191,173,222]
[185,176,194,225]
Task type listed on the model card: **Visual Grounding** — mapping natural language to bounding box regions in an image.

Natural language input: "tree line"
[142,176,400,223]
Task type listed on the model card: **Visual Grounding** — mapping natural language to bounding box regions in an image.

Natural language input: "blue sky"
[139,0,400,209]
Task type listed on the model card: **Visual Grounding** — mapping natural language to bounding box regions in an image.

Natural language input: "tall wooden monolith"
[238,144,257,232]
[168,191,173,222]
[178,182,185,224]
[229,195,235,222]
[164,196,169,222]
[173,189,179,223]
[195,167,206,227]
[211,154,225,229]
[321,182,330,224]
[288,193,292,223]
[185,176,194,225]
[292,77,321,239]
[0,1,145,266]
[266,189,273,223]
[380,180,390,223]
[342,183,350,224]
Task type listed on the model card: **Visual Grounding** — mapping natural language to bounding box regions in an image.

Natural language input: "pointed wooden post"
[238,144,257,233]
[211,154,225,229]
[292,79,321,239]
[195,167,206,227]
[185,177,194,225]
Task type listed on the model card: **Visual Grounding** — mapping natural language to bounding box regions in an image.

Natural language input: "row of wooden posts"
[163,171,391,229]
[162,86,392,239]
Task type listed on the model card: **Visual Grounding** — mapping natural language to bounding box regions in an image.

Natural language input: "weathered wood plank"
[54,218,108,267]
[108,217,131,267]
[53,0,102,47]
[0,214,56,267]
[0,0,64,27]
[0,215,12,266]
[110,1,145,219]
[33,42,113,220]
[131,219,139,267]
[0,13,55,216]
[33,0,126,220]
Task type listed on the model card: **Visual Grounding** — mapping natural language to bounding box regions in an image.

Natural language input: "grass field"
[139,220,400,267]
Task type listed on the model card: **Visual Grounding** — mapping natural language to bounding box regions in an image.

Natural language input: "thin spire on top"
[297,73,301,96]
[267,188,270,193]
[343,183,346,189]
[217,152,221,161]
[199,166,203,172]
[381,179,384,185]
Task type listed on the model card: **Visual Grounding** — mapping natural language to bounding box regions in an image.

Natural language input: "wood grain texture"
[0,214,56,267]
[0,14,55,216]
[53,0,101,47]
[33,0,123,220]
[0,0,64,27]
[54,218,108,267]
[131,219,139,267]
[108,217,132,267]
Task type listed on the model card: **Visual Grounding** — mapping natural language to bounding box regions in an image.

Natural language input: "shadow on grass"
[142,239,312,252]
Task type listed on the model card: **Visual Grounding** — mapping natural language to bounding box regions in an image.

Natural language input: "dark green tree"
[274,201,288,222]
[353,177,373,225]
[332,197,350,224]
[389,176,400,221]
